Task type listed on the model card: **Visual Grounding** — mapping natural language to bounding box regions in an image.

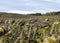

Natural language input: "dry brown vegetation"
[0,12,60,43]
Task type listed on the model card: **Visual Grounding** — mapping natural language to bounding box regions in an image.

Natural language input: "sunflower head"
[44,18,49,22]
[54,21,59,25]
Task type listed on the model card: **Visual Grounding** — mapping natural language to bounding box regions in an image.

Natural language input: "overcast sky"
[0,0,60,14]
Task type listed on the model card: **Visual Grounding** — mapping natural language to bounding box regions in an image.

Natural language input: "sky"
[0,0,60,14]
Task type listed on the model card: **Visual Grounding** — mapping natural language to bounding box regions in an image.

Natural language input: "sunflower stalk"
[50,24,54,35]
[27,25,33,43]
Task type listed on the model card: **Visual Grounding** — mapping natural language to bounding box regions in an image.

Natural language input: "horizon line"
[0,10,59,14]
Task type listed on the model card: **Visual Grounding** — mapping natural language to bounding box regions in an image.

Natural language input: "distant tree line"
[28,11,60,16]
[0,11,60,17]
[27,13,42,16]
[45,11,60,16]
